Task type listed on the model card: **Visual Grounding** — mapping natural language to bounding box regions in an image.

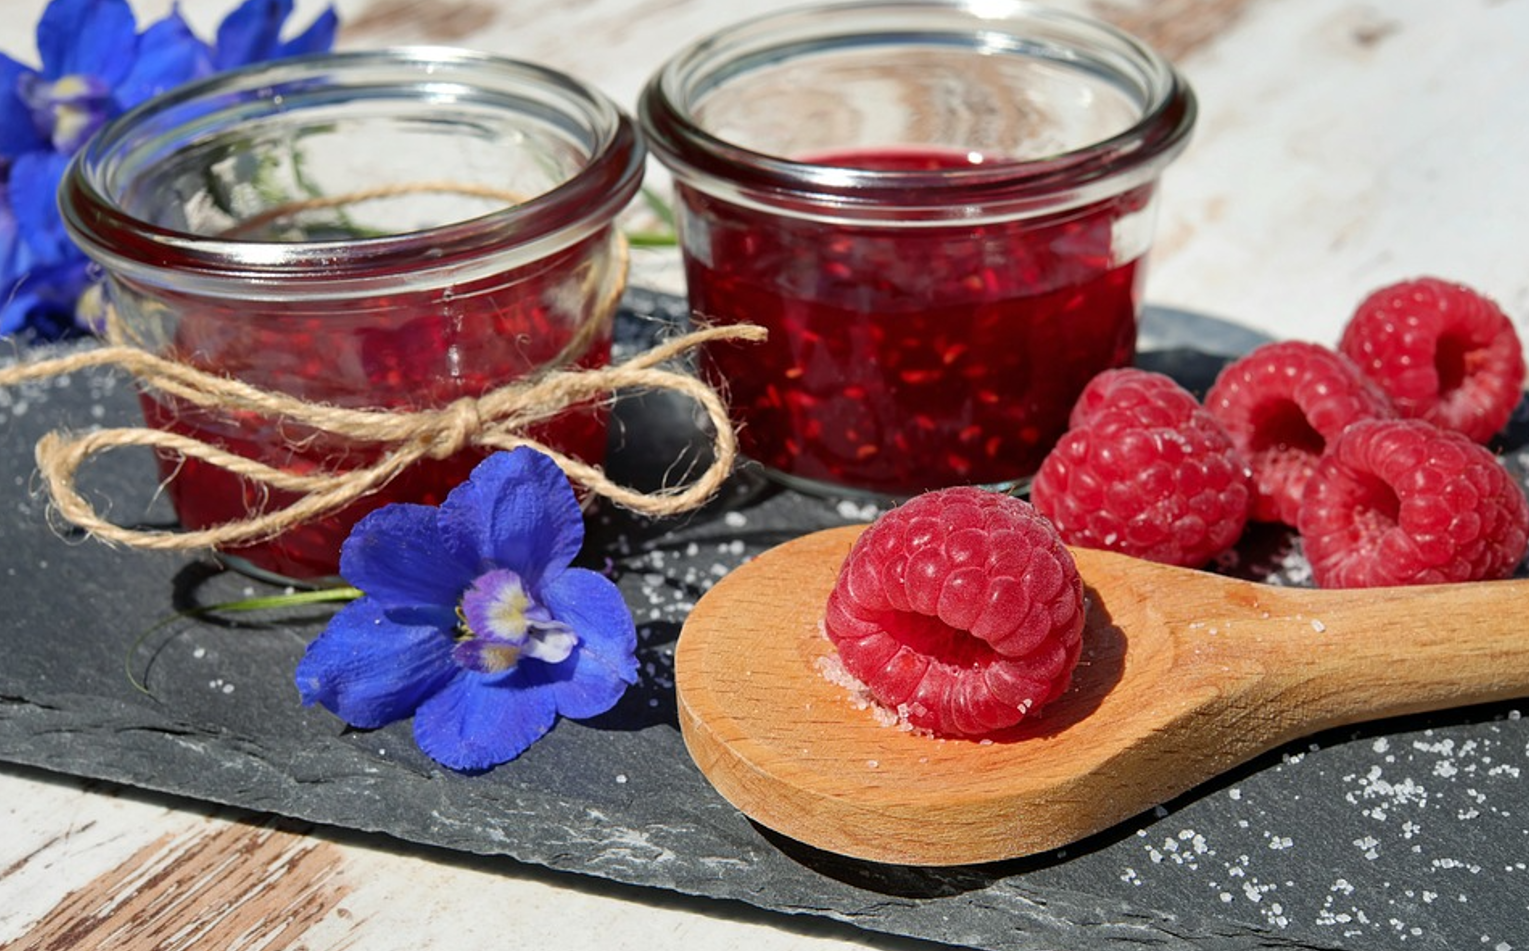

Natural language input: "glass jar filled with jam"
[640,1,1195,497]
[61,48,645,579]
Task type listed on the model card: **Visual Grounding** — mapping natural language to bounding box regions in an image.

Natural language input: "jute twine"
[0,192,766,552]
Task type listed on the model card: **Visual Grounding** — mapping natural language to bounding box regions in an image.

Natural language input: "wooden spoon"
[675,524,1529,867]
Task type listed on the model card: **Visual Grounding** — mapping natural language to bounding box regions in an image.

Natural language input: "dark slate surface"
[2,293,1528,951]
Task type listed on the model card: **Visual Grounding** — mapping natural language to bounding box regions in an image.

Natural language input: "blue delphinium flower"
[1,0,204,338]
[295,450,640,771]
[0,0,336,340]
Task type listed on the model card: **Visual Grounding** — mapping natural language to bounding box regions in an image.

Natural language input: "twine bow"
[0,323,766,552]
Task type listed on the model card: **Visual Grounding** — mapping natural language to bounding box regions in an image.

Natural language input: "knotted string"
[0,323,765,552]
[1,181,765,552]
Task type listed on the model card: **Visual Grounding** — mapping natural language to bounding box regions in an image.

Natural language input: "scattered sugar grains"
[812,645,919,733]
[835,498,882,522]
[1107,708,1529,942]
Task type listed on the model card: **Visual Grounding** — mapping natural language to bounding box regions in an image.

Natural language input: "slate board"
[2,291,1528,951]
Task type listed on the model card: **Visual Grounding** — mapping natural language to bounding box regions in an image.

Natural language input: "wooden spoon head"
[674,524,1289,866]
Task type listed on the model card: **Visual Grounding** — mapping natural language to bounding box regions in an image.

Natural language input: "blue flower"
[0,0,336,341]
[295,450,640,771]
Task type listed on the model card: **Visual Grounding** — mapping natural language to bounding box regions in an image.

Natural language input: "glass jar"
[60,47,644,580]
[639,0,1195,497]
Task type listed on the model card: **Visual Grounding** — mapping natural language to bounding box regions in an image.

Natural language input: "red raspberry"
[1339,277,1525,444]
[823,487,1084,737]
[1031,369,1252,569]
[1298,418,1529,588]
[1065,365,1203,430]
[1204,340,1394,525]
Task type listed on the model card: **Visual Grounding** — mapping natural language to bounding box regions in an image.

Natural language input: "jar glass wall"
[639,0,1195,497]
[61,47,645,580]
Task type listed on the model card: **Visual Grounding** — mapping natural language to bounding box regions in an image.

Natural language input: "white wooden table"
[5,0,1528,948]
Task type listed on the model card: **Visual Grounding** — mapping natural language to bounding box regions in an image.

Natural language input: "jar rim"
[61,46,645,290]
[638,0,1195,218]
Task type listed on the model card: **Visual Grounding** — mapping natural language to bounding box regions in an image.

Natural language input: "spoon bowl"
[675,525,1529,866]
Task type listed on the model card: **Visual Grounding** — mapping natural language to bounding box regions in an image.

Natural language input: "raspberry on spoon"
[823,487,1084,737]
[1204,340,1394,525]
[1339,277,1525,444]
[1298,417,1529,588]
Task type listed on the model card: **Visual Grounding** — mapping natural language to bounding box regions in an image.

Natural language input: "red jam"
[135,238,611,580]
[680,148,1146,496]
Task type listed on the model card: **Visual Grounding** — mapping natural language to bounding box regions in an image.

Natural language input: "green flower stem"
[626,231,679,248]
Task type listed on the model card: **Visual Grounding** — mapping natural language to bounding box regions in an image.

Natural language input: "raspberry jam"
[60,49,644,579]
[129,238,613,579]
[640,1,1195,496]
[679,147,1144,494]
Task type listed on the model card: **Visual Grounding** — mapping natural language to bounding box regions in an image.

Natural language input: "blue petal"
[337,502,477,609]
[37,0,137,83]
[0,281,41,337]
[211,0,336,71]
[1,190,31,285]
[294,597,458,729]
[115,10,210,110]
[212,0,292,71]
[280,6,338,57]
[537,567,638,719]
[413,671,559,770]
[0,56,47,154]
[9,151,74,265]
[439,449,585,587]
[0,260,90,340]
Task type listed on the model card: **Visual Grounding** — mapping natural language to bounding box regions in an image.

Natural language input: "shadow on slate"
[2,296,1528,951]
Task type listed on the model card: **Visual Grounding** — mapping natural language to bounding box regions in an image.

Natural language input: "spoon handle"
[1247,577,1529,731]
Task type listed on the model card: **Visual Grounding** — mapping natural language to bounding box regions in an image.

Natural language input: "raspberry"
[1298,418,1529,588]
[1339,277,1525,444]
[823,487,1084,737]
[1204,340,1394,525]
[1032,369,1252,569]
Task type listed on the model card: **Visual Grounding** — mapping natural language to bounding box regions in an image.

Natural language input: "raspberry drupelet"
[823,487,1084,738]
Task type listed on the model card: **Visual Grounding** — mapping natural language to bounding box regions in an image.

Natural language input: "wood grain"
[6,818,348,951]
[343,0,498,43]
[676,525,1529,866]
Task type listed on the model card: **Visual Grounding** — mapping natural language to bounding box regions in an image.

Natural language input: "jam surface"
[135,239,611,579]
[680,147,1146,495]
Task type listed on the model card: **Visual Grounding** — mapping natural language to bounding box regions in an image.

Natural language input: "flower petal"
[537,567,638,719]
[0,56,47,154]
[212,0,292,71]
[0,260,90,339]
[114,10,209,110]
[413,673,559,770]
[212,0,338,70]
[9,152,73,265]
[279,6,339,58]
[294,597,458,729]
[439,449,586,586]
[1,186,31,288]
[338,502,476,608]
[0,281,42,338]
[38,0,137,83]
